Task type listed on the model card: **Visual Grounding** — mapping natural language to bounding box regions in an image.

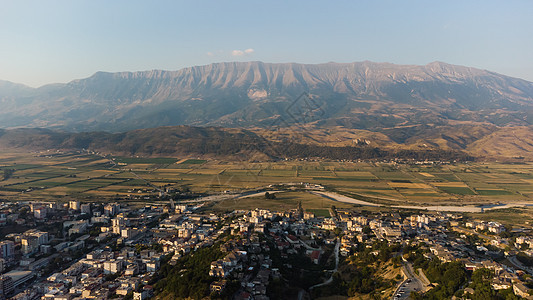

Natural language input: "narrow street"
[309,237,340,290]
[508,255,533,276]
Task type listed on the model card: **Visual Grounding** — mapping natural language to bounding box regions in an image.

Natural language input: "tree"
[516,252,533,267]
[362,226,372,235]
[2,169,14,181]
[265,192,276,199]
[153,242,224,299]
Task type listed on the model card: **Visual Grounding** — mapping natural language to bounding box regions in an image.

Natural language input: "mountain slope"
[466,126,533,159]
[1,61,532,132]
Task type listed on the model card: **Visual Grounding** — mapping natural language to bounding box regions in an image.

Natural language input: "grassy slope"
[467,126,533,159]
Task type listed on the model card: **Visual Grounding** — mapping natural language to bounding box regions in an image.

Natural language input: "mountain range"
[1,61,533,131]
[1,61,533,159]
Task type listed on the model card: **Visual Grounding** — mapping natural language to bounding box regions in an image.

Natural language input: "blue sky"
[1,0,532,87]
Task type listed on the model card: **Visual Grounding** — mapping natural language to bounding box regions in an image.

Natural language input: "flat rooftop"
[4,269,33,284]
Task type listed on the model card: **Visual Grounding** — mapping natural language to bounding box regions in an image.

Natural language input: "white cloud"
[207,52,214,57]
[232,48,254,56]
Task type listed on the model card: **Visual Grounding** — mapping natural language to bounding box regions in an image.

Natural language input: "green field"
[178,159,207,165]
[475,189,514,196]
[465,207,533,226]
[115,157,178,164]
[211,191,353,212]
[437,186,476,195]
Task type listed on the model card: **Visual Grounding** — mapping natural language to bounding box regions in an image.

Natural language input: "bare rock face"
[0,61,532,132]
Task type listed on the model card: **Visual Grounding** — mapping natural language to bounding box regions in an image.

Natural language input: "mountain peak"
[426,61,450,67]
[0,80,34,97]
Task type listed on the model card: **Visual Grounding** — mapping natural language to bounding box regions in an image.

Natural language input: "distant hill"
[0,126,473,161]
[466,126,533,158]
[1,61,532,132]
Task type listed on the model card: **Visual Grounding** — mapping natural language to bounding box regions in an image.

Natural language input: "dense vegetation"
[407,245,522,300]
[311,240,400,298]
[464,268,520,300]
[266,236,330,298]
[264,142,473,162]
[153,244,224,299]
[517,252,533,267]
[406,245,468,299]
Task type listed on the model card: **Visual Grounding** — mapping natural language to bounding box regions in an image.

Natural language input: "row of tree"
[2,168,14,181]
[0,126,475,161]
[149,138,474,161]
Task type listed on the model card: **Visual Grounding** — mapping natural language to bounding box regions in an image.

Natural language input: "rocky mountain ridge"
[1,61,532,132]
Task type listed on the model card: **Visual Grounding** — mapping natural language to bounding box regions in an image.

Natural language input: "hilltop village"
[0,198,531,300]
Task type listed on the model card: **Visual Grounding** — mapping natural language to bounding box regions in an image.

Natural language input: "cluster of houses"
[0,200,165,299]
[209,237,274,300]
[208,206,533,299]
[0,196,532,299]
[516,236,533,251]
[41,247,159,299]
[465,220,507,234]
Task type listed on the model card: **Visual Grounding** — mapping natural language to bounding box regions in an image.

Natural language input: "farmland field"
[436,186,476,195]
[114,157,178,164]
[0,151,532,210]
[210,191,353,212]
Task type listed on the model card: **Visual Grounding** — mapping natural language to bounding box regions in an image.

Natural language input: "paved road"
[237,190,283,199]
[311,191,382,207]
[177,193,238,203]
[393,279,422,300]
[309,238,340,290]
[296,238,321,251]
[508,255,533,275]
[310,190,530,213]
[160,186,531,213]
[98,159,532,213]
[392,259,425,299]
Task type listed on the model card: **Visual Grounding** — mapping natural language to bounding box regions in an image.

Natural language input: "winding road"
[392,258,427,299]
[309,190,530,213]
[309,237,340,290]
[167,186,530,213]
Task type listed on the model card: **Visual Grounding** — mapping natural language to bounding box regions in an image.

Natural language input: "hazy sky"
[1,0,532,87]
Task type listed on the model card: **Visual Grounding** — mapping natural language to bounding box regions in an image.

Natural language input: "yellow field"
[184,169,222,175]
[120,163,154,170]
[419,172,435,177]
[75,170,118,178]
[335,171,377,178]
[37,186,72,195]
[387,182,432,189]
[433,182,469,187]
[84,159,113,166]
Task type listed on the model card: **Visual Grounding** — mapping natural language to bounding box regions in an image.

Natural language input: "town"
[0,196,531,300]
